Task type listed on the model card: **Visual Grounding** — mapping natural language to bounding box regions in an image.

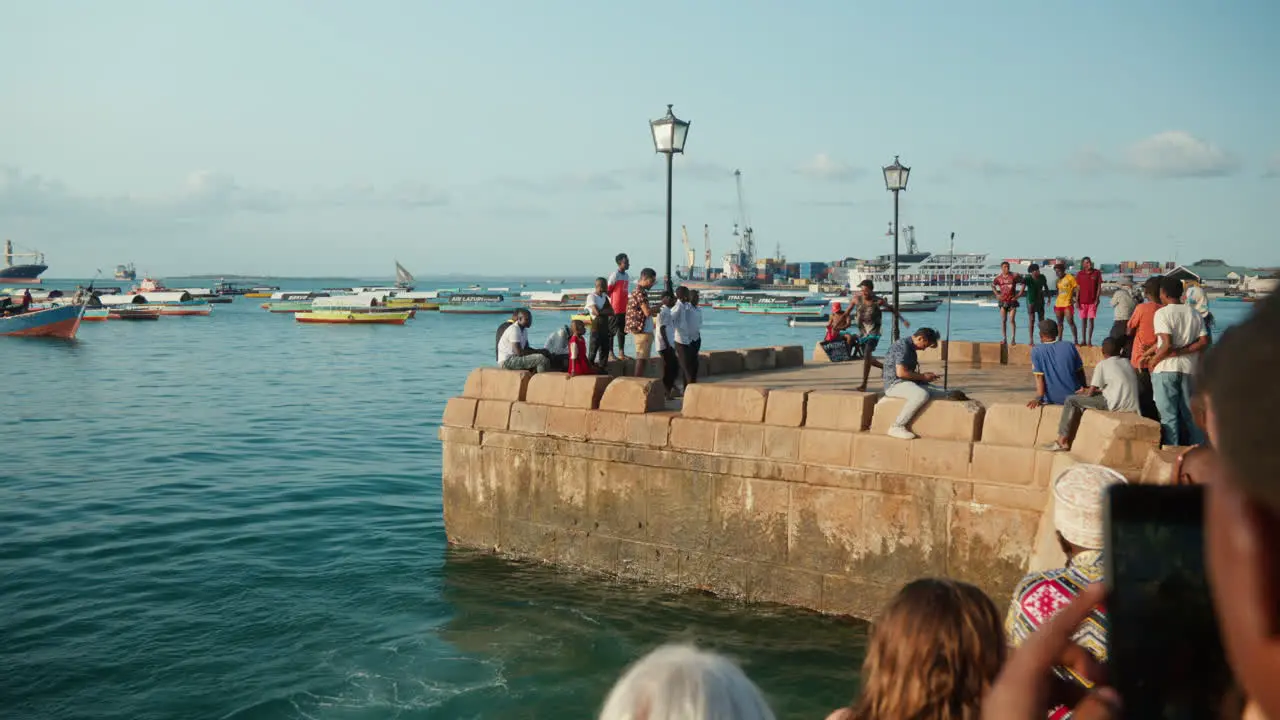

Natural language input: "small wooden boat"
[438,292,517,315]
[84,307,163,321]
[385,291,441,310]
[295,310,412,325]
[901,298,943,312]
[261,291,330,313]
[786,315,830,327]
[1,303,84,338]
[526,290,592,311]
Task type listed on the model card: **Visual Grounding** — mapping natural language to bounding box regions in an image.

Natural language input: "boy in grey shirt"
[1044,337,1140,451]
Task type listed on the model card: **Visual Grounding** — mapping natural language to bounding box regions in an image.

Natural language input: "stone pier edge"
[439,343,1180,620]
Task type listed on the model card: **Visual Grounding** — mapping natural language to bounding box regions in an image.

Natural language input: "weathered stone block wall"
[813,339,1107,368]
[443,351,1165,619]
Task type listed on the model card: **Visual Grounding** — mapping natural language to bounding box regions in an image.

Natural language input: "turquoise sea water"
[2,278,1252,719]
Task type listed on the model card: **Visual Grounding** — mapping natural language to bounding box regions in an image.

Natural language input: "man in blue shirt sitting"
[882,327,967,440]
[1027,319,1085,409]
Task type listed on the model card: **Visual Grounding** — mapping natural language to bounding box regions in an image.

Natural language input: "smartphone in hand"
[1104,484,1232,718]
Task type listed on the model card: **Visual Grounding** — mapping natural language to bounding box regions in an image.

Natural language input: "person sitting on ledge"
[496,308,551,373]
[542,322,572,372]
[882,327,961,440]
[1027,319,1085,410]
[494,309,519,363]
[826,578,1005,720]
[1042,337,1140,452]
[825,301,855,352]
[1004,464,1127,719]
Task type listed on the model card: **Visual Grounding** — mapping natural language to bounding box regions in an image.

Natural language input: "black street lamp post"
[650,104,691,294]
[881,155,911,341]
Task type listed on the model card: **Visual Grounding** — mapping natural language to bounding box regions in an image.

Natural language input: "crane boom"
[703,224,711,281]
[681,225,694,277]
[733,169,755,273]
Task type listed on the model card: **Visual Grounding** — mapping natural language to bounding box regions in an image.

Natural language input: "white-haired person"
[598,643,775,720]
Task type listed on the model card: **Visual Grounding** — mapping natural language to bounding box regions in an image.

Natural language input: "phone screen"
[1105,484,1232,719]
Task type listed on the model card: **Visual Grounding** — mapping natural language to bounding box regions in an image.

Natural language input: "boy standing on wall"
[1023,263,1050,345]
[626,268,658,378]
[1052,263,1080,345]
[1075,257,1104,346]
[992,261,1024,346]
[607,253,631,362]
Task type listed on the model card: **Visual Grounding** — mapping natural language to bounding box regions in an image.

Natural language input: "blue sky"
[2,0,1277,278]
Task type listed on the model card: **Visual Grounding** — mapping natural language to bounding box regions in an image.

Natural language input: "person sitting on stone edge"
[882,327,961,440]
[1027,319,1085,410]
[1043,337,1140,452]
[497,308,551,373]
[1004,464,1128,719]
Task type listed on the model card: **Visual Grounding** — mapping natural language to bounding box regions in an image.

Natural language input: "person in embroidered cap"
[1003,463,1127,719]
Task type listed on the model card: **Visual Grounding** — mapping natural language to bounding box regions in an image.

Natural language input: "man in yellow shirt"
[1052,262,1080,345]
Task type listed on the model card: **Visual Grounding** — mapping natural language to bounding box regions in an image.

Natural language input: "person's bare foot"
[855,384,867,392]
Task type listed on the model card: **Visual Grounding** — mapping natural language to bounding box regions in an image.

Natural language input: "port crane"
[681,225,695,278]
[728,169,756,279]
[704,224,711,280]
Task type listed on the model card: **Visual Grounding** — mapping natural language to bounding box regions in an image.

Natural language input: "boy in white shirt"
[584,276,611,370]
[671,287,703,387]
[1043,337,1140,451]
[655,290,686,399]
[1146,275,1210,445]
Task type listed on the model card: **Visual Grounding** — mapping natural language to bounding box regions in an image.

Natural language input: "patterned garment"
[881,337,917,390]
[993,272,1022,303]
[1005,550,1107,720]
[855,295,884,337]
[625,286,650,334]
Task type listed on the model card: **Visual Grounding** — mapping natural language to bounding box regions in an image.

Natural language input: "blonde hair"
[848,579,1005,720]
[598,643,775,720]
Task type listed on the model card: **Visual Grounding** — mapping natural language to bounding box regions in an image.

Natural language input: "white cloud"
[0,166,450,226]
[795,153,862,182]
[1123,131,1239,178]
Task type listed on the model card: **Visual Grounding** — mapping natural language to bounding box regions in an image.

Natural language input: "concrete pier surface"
[439,342,1180,620]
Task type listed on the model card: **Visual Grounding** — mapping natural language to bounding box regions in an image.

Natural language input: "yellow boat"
[244,292,273,298]
[295,310,412,325]
[385,297,440,311]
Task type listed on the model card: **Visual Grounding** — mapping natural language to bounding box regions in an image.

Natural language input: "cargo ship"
[114,263,137,281]
[1,240,47,284]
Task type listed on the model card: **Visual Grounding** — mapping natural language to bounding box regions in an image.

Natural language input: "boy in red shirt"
[567,319,592,376]
[1075,256,1104,346]
[606,253,631,361]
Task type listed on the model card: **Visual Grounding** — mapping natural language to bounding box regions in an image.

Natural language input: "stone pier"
[439,342,1168,619]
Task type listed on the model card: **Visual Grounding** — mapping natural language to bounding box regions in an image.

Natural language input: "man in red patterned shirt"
[625,267,657,377]
[991,261,1024,346]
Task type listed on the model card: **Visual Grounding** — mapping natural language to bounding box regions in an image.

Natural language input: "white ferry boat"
[846,251,1003,297]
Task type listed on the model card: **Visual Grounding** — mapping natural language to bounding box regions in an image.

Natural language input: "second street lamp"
[650,104,690,294]
[882,155,911,341]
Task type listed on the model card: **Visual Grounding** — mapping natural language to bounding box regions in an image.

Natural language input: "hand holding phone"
[1105,484,1232,719]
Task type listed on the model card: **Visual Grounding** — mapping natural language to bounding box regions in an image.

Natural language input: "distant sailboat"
[395,261,415,290]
